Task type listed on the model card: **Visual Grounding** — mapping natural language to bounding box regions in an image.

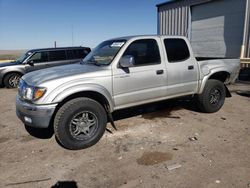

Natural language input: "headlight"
[25,87,33,100]
[19,80,46,101]
[33,87,46,100]
[24,87,46,101]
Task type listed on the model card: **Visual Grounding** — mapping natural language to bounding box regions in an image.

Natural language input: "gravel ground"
[0,82,249,188]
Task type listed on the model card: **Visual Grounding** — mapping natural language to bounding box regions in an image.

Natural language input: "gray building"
[157,0,250,65]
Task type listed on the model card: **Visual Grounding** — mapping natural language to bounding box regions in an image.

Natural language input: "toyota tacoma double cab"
[16,35,240,150]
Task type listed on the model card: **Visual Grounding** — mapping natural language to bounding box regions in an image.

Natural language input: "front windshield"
[16,51,31,63]
[83,40,126,66]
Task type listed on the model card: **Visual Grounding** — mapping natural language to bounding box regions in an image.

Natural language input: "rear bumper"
[16,97,57,128]
[228,66,241,84]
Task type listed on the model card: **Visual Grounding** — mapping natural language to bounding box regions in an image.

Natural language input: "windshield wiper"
[83,59,102,66]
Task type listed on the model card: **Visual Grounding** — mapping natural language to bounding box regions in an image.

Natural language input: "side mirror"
[27,60,34,66]
[119,55,135,68]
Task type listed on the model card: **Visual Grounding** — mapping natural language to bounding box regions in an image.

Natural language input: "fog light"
[24,116,32,123]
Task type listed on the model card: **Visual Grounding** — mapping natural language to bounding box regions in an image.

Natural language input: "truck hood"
[23,63,109,86]
[0,61,21,68]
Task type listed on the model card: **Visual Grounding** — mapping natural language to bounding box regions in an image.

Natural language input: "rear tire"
[197,79,226,113]
[54,97,107,150]
[4,73,22,88]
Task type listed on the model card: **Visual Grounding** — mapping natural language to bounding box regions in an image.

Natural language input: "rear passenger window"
[75,49,88,59]
[164,39,190,62]
[67,49,89,59]
[66,50,75,59]
[49,50,66,61]
[123,39,161,66]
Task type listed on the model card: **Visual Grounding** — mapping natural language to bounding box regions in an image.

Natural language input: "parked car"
[0,47,91,88]
[16,35,240,150]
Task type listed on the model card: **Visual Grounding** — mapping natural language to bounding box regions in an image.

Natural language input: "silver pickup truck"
[16,35,240,150]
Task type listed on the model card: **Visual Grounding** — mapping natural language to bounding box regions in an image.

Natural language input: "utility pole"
[54,41,57,48]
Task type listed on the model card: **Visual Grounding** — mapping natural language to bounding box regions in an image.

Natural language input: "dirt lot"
[0,82,249,188]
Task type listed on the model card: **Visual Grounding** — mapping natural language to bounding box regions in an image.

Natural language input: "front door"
[25,51,48,73]
[112,38,167,109]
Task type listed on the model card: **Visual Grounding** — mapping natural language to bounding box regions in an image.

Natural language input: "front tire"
[197,79,226,113]
[54,97,107,150]
[4,73,22,88]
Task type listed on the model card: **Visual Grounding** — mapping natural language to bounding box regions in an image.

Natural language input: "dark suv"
[0,47,91,88]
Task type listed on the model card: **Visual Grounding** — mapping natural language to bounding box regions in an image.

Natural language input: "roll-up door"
[190,0,245,58]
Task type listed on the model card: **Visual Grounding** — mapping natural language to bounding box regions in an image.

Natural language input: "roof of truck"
[109,35,187,41]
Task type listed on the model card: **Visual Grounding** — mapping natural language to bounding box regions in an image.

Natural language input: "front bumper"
[16,97,57,128]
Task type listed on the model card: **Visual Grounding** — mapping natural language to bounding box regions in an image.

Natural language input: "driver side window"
[123,39,161,66]
[28,52,48,63]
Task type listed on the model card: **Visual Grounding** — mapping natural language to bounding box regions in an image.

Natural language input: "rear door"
[25,51,48,72]
[47,50,69,67]
[163,38,199,96]
[112,38,167,108]
[66,49,90,64]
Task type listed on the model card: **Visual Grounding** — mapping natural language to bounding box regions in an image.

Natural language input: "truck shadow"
[230,90,250,98]
[51,181,78,188]
[24,124,54,139]
[112,98,199,121]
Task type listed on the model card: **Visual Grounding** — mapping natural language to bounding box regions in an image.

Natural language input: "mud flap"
[225,85,232,98]
[104,104,117,131]
[107,112,117,130]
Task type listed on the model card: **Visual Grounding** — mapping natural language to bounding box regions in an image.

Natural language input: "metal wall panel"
[157,0,212,37]
[157,0,249,58]
[158,3,189,37]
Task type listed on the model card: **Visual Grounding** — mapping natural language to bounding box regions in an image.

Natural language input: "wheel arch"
[198,71,230,94]
[208,71,230,82]
[55,91,112,113]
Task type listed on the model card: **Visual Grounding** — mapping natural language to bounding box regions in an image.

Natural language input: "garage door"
[190,0,245,58]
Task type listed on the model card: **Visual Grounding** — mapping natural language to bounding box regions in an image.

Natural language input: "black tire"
[197,79,226,113]
[54,97,107,150]
[3,73,22,88]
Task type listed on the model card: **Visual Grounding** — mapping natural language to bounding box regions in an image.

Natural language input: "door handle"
[156,70,164,75]
[188,65,194,70]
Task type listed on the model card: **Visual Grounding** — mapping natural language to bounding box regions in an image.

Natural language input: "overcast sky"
[0,0,167,50]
